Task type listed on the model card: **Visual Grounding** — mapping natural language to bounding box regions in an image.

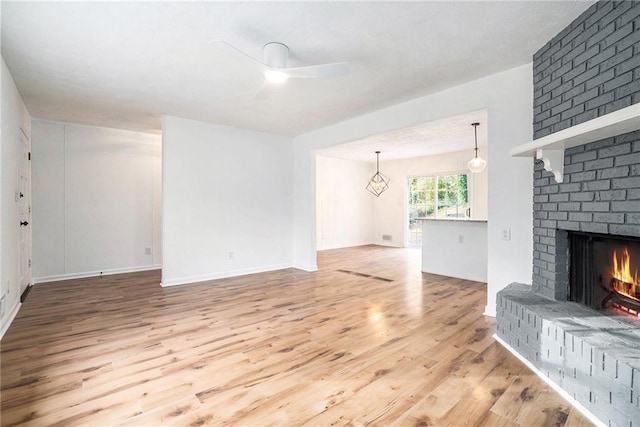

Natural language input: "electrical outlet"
[145,247,151,255]
[458,235,464,244]
[228,251,234,260]
[502,227,511,241]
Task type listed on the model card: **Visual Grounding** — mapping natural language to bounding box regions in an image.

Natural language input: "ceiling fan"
[214,40,350,99]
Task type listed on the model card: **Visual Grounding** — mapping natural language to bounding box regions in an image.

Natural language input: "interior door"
[18,128,31,297]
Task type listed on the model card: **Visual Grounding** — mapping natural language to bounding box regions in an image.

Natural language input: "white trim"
[1,301,21,340]
[536,148,565,183]
[375,241,403,248]
[317,242,375,251]
[510,104,640,157]
[30,118,162,136]
[493,334,605,427]
[63,125,68,275]
[483,305,496,317]
[19,125,29,139]
[293,263,318,272]
[161,263,292,287]
[33,264,162,284]
[509,104,640,184]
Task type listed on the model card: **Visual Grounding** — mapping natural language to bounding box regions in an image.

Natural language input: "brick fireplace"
[495,1,640,426]
[532,131,640,304]
[497,130,640,426]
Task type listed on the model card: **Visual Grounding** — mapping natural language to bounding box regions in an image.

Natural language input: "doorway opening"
[314,110,487,254]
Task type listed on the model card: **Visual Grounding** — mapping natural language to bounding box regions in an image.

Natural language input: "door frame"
[17,126,32,300]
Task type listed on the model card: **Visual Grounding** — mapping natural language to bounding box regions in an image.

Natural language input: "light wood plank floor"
[1,245,592,426]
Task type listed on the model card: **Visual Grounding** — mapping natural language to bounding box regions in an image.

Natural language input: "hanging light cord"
[473,122,479,158]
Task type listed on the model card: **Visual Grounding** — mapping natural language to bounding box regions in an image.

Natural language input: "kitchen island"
[420,218,487,282]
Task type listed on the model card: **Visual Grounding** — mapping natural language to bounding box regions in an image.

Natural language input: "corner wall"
[316,156,374,251]
[161,116,293,286]
[1,57,31,337]
[292,64,534,315]
[30,120,162,282]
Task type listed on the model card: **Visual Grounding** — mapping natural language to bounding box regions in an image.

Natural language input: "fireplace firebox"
[569,231,640,319]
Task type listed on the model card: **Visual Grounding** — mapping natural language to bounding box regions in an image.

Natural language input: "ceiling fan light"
[264,69,289,84]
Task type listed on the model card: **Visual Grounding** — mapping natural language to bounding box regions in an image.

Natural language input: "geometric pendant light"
[366,151,390,196]
[467,122,487,173]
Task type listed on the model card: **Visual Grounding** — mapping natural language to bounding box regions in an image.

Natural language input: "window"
[408,173,469,245]
[436,174,469,219]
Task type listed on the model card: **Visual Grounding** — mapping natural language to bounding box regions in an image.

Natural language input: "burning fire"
[611,248,639,301]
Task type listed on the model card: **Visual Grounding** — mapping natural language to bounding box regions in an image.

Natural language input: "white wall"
[371,148,488,247]
[31,120,161,282]
[315,148,488,250]
[292,64,534,316]
[152,137,162,266]
[422,220,487,282]
[31,122,64,278]
[161,116,293,286]
[315,155,373,250]
[1,57,32,337]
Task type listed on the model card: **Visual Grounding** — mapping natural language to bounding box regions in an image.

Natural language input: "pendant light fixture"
[366,151,390,197]
[467,122,486,173]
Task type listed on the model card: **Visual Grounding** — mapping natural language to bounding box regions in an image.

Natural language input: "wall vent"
[382,234,392,241]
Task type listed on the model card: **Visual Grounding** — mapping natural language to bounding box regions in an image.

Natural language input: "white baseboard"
[1,300,21,340]
[422,270,487,283]
[316,242,374,251]
[493,334,605,427]
[483,305,496,317]
[161,263,292,287]
[375,241,403,248]
[33,264,162,284]
[292,263,318,272]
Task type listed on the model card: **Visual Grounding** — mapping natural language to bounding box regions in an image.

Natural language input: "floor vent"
[336,269,393,282]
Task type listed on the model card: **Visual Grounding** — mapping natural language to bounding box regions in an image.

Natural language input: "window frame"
[407,171,471,246]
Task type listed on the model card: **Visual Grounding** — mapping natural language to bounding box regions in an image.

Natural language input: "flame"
[612,248,639,299]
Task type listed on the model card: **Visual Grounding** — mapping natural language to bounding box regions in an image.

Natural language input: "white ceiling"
[1,1,595,137]
[318,109,488,162]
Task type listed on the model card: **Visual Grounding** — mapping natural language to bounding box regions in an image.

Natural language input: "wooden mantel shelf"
[510,104,640,183]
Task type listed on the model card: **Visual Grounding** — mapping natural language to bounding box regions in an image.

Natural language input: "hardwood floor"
[1,245,592,426]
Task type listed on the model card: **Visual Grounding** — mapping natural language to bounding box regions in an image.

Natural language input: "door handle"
[19,192,24,198]
[20,221,29,227]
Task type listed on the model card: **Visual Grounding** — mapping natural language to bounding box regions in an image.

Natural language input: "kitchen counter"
[418,218,487,223]
[420,218,487,282]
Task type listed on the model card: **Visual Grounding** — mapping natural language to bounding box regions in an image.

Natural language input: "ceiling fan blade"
[284,62,349,79]
[210,39,266,67]
[254,81,275,100]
